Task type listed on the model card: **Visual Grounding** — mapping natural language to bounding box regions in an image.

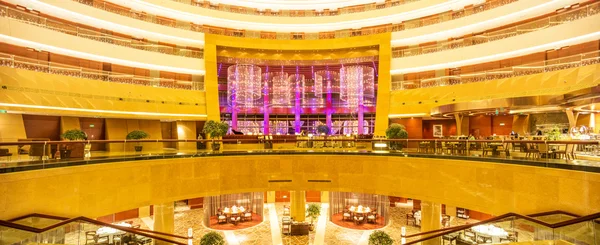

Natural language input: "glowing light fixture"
[267,71,292,107]
[340,65,375,109]
[228,64,262,108]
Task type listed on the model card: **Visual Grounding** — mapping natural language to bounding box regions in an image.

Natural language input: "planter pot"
[309,224,315,231]
[212,143,221,151]
[60,149,71,159]
[134,145,143,152]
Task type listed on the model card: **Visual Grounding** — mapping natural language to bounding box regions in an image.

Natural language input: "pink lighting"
[340,65,375,109]
[267,72,292,107]
[228,64,262,108]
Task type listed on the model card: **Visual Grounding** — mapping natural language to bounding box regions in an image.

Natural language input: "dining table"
[471,224,508,243]
[96,222,132,243]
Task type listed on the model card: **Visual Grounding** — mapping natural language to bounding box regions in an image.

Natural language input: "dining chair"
[218,214,227,224]
[367,212,377,224]
[463,230,476,242]
[343,209,352,221]
[243,211,253,221]
[282,217,291,235]
[113,233,124,245]
[406,213,416,226]
[353,214,365,225]
[481,142,494,156]
[85,231,96,245]
[477,234,492,244]
[566,144,577,160]
[230,214,241,225]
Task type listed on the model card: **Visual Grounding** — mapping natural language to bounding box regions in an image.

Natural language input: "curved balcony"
[0,52,203,90]
[71,0,514,40]
[391,50,600,90]
[392,2,600,58]
[169,0,419,17]
[0,4,203,59]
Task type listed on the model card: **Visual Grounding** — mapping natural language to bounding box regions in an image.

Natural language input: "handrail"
[0,52,204,91]
[0,138,598,145]
[74,0,515,40]
[392,1,600,58]
[0,215,188,244]
[391,50,600,90]
[404,211,600,245]
[0,4,203,59]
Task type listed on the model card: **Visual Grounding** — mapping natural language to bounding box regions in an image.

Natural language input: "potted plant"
[196,134,206,149]
[306,203,321,231]
[200,231,225,245]
[369,230,394,245]
[202,120,229,151]
[60,129,87,159]
[126,130,149,152]
[316,125,330,135]
[385,123,408,150]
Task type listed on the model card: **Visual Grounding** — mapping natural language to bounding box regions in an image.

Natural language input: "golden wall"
[390,64,600,114]
[105,119,163,152]
[0,155,598,219]
[0,67,207,120]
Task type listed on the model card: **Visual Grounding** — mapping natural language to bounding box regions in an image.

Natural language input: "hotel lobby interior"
[0,0,599,244]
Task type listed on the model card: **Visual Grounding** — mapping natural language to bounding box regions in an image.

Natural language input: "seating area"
[215,206,254,225]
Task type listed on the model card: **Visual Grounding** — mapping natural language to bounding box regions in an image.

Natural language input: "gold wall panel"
[0,155,598,219]
[0,67,208,120]
[105,118,163,152]
[390,64,600,114]
[0,114,26,155]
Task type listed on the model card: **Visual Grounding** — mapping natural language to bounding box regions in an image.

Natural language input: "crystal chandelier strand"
[227,64,262,108]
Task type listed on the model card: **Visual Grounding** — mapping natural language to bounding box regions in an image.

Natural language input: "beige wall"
[0,155,598,219]
[38,0,204,47]
[391,14,600,70]
[0,114,26,155]
[391,0,579,44]
[0,17,204,73]
[105,118,163,152]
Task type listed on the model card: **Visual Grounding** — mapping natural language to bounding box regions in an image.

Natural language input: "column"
[454,114,468,136]
[290,191,306,222]
[266,191,276,203]
[326,85,333,131]
[420,201,442,245]
[153,202,174,245]
[565,108,578,129]
[295,84,302,133]
[264,80,270,135]
[357,105,364,134]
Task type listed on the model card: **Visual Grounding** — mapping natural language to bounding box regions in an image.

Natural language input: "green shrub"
[202,120,229,139]
[126,130,149,140]
[200,232,225,245]
[60,129,87,141]
[385,123,408,150]
[369,230,394,245]
[306,203,321,224]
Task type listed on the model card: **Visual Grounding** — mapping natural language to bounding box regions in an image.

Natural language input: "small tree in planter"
[200,231,225,245]
[385,123,408,150]
[369,230,394,245]
[306,203,321,231]
[316,125,330,135]
[202,120,229,151]
[60,129,87,159]
[126,130,149,152]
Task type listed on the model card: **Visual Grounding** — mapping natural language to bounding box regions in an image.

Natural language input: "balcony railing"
[393,2,600,58]
[0,214,188,245]
[0,52,204,91]
[73,0,516,40]
[0,5,203,59]
[170,0,420,17]
[404,211,600,245]
[391,50,600,90]
[0,138,598,174]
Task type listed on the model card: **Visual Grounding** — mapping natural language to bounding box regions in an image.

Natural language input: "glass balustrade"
[391,50,600,90]
[0,138,599,174]
[404,212,600,245]
[392,2,600,58]
[0,52,204,90]
[72,0,515,40]
[0,5,203,59]
[0,216,188,245]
